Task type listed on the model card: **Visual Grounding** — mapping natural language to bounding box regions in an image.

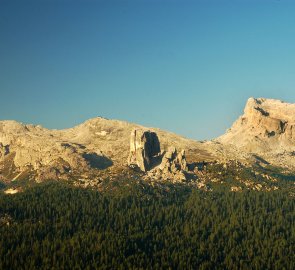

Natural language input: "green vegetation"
[0,181,294,269]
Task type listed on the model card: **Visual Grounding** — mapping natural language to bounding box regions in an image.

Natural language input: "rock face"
[127,129,189,181]
[218,97,295,153]
[216,97,295,169]
[159,147,187,173]
[156,147,188,181]
[127,129,161,171]
[0,120,112,181]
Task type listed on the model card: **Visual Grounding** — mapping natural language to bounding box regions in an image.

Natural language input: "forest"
[0,180,294,270]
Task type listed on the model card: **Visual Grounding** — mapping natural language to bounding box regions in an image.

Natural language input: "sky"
[1,0,295,140]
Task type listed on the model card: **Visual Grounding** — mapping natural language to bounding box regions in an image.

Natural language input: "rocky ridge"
[0,118,216,183]
[1,97,295,188]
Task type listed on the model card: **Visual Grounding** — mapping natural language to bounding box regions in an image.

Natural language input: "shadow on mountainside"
[82,153,113,170]
[253,154,270,165]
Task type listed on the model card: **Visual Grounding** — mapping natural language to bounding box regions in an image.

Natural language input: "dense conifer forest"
[0,180,294,270]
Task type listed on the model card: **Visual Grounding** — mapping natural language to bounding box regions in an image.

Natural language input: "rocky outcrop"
[159,147,187,173]
[218,97,295,153]
[155,147,188,181]
[214,97,295,169]
[127,129,161,171]
[127,129,189,181]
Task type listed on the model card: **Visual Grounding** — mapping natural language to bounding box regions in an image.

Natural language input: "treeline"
[0,181,294,269]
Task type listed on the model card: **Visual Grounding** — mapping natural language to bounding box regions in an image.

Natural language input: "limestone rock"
[0,120,113,181]
[127,129,190,181]
[159,147,188,172]
[148,146,189,182]
[218,97,295,153]
[127,129,160,171]
[0,116,216,182]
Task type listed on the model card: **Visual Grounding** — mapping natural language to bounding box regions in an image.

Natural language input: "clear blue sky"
[1,0,295,140]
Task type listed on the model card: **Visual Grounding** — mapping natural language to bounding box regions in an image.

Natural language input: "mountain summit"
[218,97,295,168]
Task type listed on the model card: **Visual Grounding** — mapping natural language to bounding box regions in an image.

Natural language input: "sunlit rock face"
[0,120,111,181]
[218,97,295,153]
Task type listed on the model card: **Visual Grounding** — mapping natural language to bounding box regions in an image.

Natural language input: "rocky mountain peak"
[243,97,295,122]
[217,97,295,167]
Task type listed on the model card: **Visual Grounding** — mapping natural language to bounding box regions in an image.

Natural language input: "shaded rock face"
[0,143,9,157]
[127,129,161,171]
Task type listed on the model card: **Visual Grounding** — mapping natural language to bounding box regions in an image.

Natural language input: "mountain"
[1,98,294,269]
[0,117,217,183]
[1,97,295,191]
[217,97,295,169]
